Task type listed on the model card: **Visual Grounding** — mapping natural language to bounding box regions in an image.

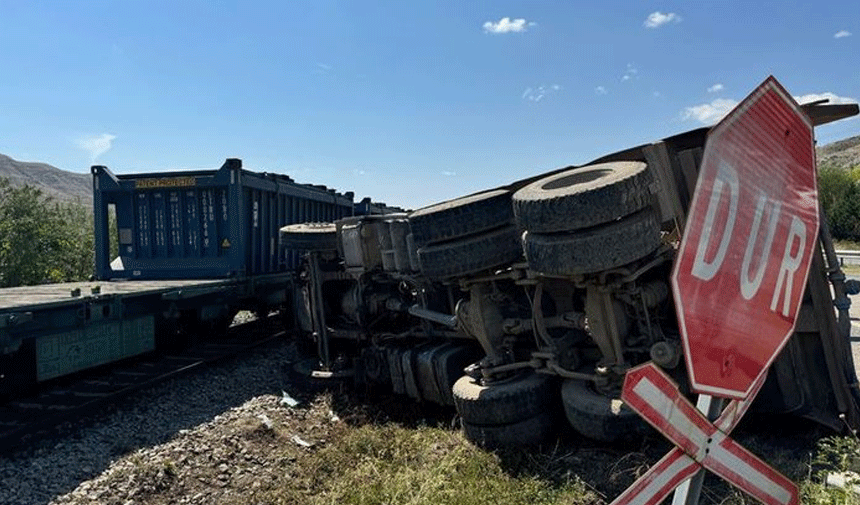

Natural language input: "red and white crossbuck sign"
[610,363,798,505]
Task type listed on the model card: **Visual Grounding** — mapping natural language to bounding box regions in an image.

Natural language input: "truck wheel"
[513,161,653,233]
[409,189,513,247]
[462,410,557,449]
[453,372,558,426]
[279,222,338,251]
[523,208,660,276]
[561,378,651,443]
[417,225,522,280]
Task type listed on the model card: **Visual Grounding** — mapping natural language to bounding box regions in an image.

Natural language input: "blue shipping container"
[93,159,355,279]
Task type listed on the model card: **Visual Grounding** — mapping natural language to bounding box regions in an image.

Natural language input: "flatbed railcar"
[0,159,375,400]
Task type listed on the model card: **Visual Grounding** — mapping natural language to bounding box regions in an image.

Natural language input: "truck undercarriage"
[284,99,860,448]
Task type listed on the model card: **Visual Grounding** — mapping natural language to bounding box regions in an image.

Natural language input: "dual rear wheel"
[452,372,649,446]
[450,161,661,447]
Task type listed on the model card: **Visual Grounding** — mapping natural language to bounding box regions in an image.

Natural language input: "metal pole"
[671,394,724,505]
[308,251,330,369]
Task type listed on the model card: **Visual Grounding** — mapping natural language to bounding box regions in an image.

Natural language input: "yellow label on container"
[135,176,197,189]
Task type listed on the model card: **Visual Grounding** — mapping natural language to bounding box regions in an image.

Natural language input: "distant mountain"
[0,154,92,206]
[0,132,859,208]
[817,135,860,171]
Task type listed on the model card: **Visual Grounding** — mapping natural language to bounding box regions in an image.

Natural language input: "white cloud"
[595,86,608,95]
[76,133,116,162]
[682,98,739,124]
[707,83,724,93]
[644,11,681,28]
[622,63,638,82]
[682,92,856,126]
[834,30,852,38]
[483,17,535,34]
[313,62,333,75]
[522,84,561,102]
[794,92,856,105]
[442,170,457,176]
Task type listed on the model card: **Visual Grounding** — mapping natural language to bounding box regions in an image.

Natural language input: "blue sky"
[0,1,858,209]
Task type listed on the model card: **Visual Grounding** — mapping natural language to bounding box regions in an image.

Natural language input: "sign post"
[612,76,817,505]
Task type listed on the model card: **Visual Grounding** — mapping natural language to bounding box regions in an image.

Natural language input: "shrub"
[0,179,94,287]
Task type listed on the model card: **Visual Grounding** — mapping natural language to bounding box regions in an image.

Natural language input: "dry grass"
[218,388,860,505]
[834,240,860,251]
[241,418,602,505]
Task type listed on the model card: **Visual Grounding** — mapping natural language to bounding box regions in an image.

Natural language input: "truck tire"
[513,161,653,233]
[523,208,660,276]
[409,189,513,247]
[560,378,651,443]
[462,411,557,449]
[453,372,558,426]
[279,222,338,251]
[417,225,522,280]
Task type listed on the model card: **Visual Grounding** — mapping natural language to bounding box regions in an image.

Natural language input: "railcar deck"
[0,279,230,311]
[0,274,294,398]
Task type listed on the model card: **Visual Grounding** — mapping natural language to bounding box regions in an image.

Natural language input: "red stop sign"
[671,76,819,399]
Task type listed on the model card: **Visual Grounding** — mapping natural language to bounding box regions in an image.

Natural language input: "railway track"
[0,314,289,451]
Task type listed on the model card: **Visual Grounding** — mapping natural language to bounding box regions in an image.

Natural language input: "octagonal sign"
[671,76,818,399]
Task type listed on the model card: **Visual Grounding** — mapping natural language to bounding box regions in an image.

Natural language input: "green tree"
[818,164,853,222]
[818,164,860,242]
[830,181,860,241]
[50,200,95,283]
[0,179,94,287]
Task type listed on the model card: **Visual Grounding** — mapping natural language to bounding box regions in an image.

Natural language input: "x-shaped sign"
[610,363,798,505]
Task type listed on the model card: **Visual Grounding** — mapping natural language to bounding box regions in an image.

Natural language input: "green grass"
[196,389,860,505]
[798,436,860,505]
[254,424,597,505]
[257,424,860,505]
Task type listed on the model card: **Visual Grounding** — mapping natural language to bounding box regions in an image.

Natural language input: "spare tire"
[523,208,661,276]
[409,189,513,247]
[513,161,654,233]
[279,222,338,251]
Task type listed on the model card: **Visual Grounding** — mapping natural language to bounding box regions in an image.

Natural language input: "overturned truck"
[282,84,860,448]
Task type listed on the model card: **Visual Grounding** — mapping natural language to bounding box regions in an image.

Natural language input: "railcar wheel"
[513,161,654,233]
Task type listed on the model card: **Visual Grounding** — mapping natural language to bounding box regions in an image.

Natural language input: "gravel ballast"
[0,338,323,505]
